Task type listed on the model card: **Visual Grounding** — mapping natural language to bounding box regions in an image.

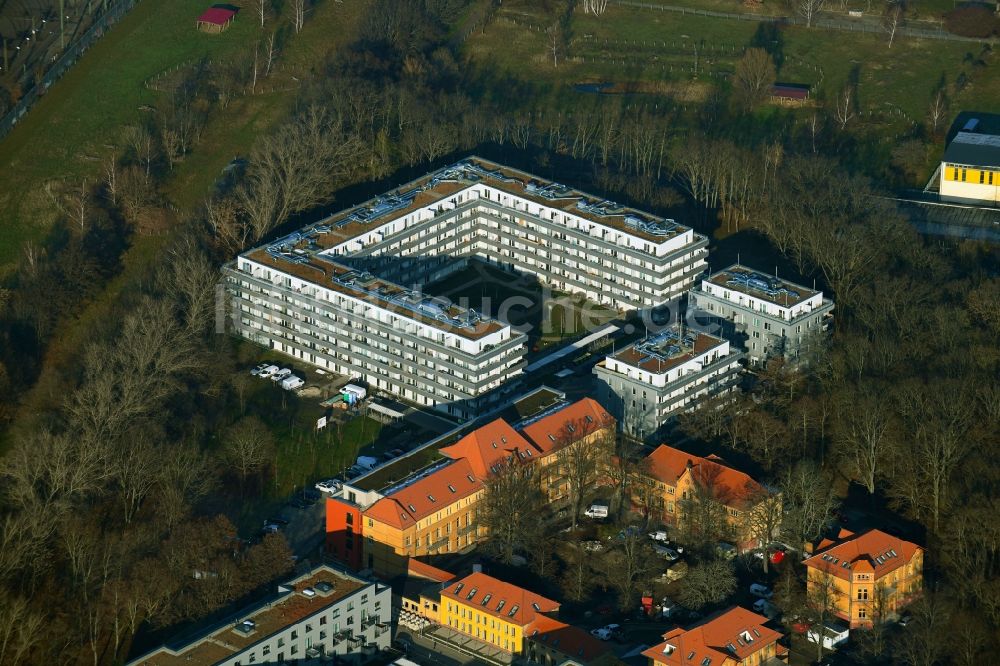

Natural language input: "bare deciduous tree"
[291,0,306,33]
[582,0,609,15]
[798,0,826,28]
[735,47,776,110]
[0,590,44,665]
[836,388,893,495]
[807,570,843,663]
[44,178,90,234]
[781,461,838,549]
[927,86,949,136]
[600,530,657,610]
[546,23,563,67]
[834,85,856,129]
[236,105,365,242]
[223,416,276,489]
[479,457,544,564]
[255,0,270,27]
[678,559,737,610]
[882,1,905,48]
[553,417,612,530]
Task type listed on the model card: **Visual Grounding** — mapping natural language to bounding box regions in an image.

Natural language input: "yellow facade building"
[804,529,923,628]
[638,444,779,549]
[440,572,560,654]
[939,114,1000,205]
[326,398,616,578]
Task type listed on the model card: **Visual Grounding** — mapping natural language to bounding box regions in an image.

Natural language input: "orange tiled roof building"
[326,398,615,576]
[637,444,779,549]
[642,606,787,666]
[804,528,923,628]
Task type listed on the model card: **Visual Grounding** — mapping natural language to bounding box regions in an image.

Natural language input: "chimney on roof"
[686,459,694,470]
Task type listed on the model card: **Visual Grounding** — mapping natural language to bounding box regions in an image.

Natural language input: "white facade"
[594,327,743,438]
[690,265,834,366]
[226,159,708,417]
[127,566,392,666]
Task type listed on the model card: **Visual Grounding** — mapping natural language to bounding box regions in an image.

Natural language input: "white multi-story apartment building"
[593,326,743,438]
[127,565,391,666]
[226,158,708,417]
[689,264,834,366]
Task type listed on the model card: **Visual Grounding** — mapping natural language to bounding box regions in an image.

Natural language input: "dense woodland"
[0,1,997,664]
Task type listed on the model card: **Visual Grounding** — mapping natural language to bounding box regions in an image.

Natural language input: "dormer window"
[508,605,519,617]
[686,652,695,661]
[466,588,477,600]
[467,474,475,483]
[454,583,464,594]
[585,415,594,424]
[701,659,711,666]
[496,600,505,612]
[448,484,456,493]
[663,644,676,656]
[481,594,492,606]
[741,631,753,643]
[547,434,556,442]
[532,603,540,611]
[408,504,417,513]
[566,424,576,434]
[501,436,507,443]
[427,495,436,503]
[491,442,498,449]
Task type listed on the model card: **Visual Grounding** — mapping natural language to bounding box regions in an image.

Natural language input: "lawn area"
[468,4,1000,128]
[0,0,255,271]
[270,412,383,499]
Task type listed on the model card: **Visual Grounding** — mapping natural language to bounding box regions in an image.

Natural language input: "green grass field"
[0,0,257,270]
[469,4,1000,128]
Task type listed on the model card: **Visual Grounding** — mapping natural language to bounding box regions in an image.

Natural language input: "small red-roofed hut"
[196,7,237,33]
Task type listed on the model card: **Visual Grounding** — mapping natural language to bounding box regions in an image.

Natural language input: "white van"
[355,455,379,470]
[583,503,609,519]
[281,375,304,391]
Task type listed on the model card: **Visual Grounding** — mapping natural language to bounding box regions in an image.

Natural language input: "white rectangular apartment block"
[225,158,708,417]
[127,565,392,666]
[689,265,834,366]
[594,326,743,438]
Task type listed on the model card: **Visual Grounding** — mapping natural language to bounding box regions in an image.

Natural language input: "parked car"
[749,583,773,599]
[660,598,681,618]
[315,479,342,494]
[897,613,912,627]
[590,624,621,641]
[258,365,280,379]
[262,523,281,534]
[584,502,609,519]
[716,542,737,559]
[653,544,681,561]
[271,368,292,382]
[281,375,304,391]
[250,362,269,376]
[648,529,669,542]
[753,598,779,619]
